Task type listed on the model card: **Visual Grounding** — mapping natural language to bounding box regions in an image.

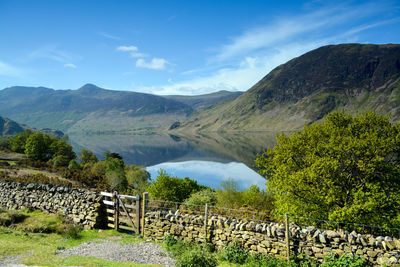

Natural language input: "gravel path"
[57,240,176,266]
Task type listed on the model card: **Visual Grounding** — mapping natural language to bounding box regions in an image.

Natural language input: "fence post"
[142,192,148,237]
[113,191,119,230]
[136,194,141,235]
[204,203,209,243]
[285,213,290,264]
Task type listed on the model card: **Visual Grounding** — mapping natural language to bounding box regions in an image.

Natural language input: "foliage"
[24,132,50,161]
[320,254,367,267]
[256,111,400,226]
[184,189,216,207]
[177,245,218,267]
[125,164,150,194]
[9,129,33,153]
[222,241,249,264]
[148,169,207,202]
[105,157,127,191]
[68,159,81,170]
[242,185,275,212]
[245,252,288,267]
[79,149,98,168]
[215,178,243,208]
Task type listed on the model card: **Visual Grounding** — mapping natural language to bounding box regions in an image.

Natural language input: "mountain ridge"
[174,43,400,132]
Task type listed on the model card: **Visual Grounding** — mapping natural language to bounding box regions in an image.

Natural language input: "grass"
[0,209,158,266]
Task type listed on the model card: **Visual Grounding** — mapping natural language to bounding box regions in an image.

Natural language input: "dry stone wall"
[143,209,400,265]
[0,181,105,229]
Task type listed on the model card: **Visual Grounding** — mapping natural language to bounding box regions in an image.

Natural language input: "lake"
[68,131,280,190]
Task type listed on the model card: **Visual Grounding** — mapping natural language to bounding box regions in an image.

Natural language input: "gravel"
[56,240,176,266]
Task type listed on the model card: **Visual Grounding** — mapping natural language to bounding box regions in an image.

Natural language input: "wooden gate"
[101,191,140,233]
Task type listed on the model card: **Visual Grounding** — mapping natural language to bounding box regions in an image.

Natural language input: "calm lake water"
[69,131,279,190]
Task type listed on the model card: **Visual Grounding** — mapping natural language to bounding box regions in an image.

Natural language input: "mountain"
[0,116,25,136]
[164,90,242,110]
[0,84,193,133]
[175,44,400,132]
[0,116,64,138]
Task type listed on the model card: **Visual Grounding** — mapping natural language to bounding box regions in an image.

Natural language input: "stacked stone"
[0,181,104,229]
[143,209,400,265]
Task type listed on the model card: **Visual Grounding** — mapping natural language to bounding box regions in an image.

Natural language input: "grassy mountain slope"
[0,84,193,132]
[164,90,242,110]
[0,116,25,136]
[0,84,242,133]
[175,44,400,132]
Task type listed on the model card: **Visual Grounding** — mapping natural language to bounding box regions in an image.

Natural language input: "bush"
[0,209,27,226]
[222,241,249,264]
[245,252,287,267]
[148,169,207,202]
[177,246,218,267]
[320,254,368,267]
[184,189,216,207]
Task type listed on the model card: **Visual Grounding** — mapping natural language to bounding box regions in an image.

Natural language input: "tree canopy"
[255,111,400,227]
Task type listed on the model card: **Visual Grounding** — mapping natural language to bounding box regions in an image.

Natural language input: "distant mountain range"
[175,43,400,132]
[0,84,241,133]
[1,43,399,135]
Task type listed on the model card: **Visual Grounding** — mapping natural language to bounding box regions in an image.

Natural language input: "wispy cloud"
[136,58,168,70]
[0,60,22,77]
[116,45,138,52]
[64,63,77,68]
[28,45,78,68]
[98,32,122,40]
[140,1,398,95]
[213,2,388,62]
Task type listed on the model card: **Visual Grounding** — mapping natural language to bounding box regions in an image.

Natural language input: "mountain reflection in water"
[68,131,280,189]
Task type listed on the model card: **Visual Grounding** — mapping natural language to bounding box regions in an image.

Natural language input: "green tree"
[50,139,76,166]
[242,185,274,211]
[79,149,98,168]
[147,169,205,202]
[105,157,127,192]
[125,165,150,194]
[255,111,400,226]
[10,129,33,153]
[215,178,243,209]
[184,189,216,207]
[24,132,49,160]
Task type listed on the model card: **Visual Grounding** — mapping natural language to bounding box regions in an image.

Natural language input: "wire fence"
[145,199,400,239]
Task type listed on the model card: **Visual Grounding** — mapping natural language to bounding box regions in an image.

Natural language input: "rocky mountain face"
[175,44,400,132]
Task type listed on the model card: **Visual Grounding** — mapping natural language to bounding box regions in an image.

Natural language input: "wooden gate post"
[135,194,141,235]
[114,191,119,230]
[204,203,209,243]
[285,213,290,264]
[141,192,148,237]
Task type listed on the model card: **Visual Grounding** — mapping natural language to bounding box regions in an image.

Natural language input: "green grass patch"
[0,209,153,266]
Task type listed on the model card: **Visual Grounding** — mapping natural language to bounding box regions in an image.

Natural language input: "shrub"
[177,246,218,267]
[222,241,249,264]
[320,254,368,267]
[184,189,216,207]
[245,252,287,267]
[148,169,207,202]
[0,209,27,226]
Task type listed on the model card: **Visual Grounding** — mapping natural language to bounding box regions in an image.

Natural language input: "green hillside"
[175,43,400,132]
[0,84,241,134]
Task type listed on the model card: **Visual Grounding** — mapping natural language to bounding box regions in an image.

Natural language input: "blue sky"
[0,0,399,95]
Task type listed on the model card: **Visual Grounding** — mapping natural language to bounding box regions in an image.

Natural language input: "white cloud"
[98,32,122,40]
[136,58,169,70]
[64,63,77,68]
[29,45,75,64]
[135,1,396,95]
[0,60,22,77]
[116,45,138,52]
